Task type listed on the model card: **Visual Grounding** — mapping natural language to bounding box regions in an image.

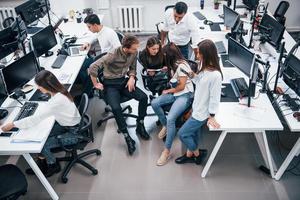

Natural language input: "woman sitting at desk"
[151,42,194,166]
[175,39,222,165]
[2,70,81,177]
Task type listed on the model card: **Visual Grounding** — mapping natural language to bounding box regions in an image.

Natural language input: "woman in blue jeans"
[2,70,81,177]
[175,39,222,165]
[151,43,194,166]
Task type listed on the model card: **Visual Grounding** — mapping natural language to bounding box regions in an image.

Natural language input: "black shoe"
[44,162,61,177]
[136,121,150,140]
[26,158,47,175]
[194,149,208,165]
[125,136,136,155]
[175,154,195,164]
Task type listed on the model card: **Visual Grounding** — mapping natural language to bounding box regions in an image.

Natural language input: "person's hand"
[80,43,90,51]
[94,82,104,90]
[1,122,14,132]
[207,117,220,129]
[126,76,136,92]
[162,89,170,95]
[161,66,168,72]
[188,71,195,78]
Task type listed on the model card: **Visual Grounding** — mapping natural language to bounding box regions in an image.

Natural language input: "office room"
[0,0,299,199]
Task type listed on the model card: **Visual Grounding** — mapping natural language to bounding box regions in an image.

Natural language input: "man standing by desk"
[160,1,201,59]
[89,35,149,155]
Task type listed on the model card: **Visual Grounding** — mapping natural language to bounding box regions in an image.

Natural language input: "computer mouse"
[0,109,8,120]
[38,94,50,101]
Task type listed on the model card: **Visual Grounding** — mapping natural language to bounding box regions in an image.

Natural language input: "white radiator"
[118,5,143,32]
[0,7,16,29]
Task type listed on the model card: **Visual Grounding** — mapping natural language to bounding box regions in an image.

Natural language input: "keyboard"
[51,54,67,69]
[14,102,38,121]
[193,11,206,20]
[230,78,249,98]
[215,41,226,54]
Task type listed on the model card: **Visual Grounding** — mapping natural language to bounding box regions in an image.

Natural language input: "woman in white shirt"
[175,39,222,165]
[151,43,194,166]
[2,70,81,177]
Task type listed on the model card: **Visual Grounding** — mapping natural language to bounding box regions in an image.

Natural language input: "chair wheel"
[96,150,101,155]
[92,169,98,175]
[128,106,132,113]
[61,177,68,183]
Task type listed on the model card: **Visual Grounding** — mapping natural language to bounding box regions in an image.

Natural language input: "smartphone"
[0,132,13,137]
[180,68,193,78]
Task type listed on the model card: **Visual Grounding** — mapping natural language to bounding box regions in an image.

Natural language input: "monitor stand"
[44,51,54,57]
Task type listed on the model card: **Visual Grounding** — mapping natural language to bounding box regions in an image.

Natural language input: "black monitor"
[15,0,49,26]
[259,13,285,50]
[1,52,39,95]
[0,27,18,60]
[10,16,28,42]
[242,0,259,10]
[223,5,239,29]
[31,25,57,57]
[228,37,255,77]
[282,54,300,96]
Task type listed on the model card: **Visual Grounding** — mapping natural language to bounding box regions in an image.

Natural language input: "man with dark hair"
[89,35,150,155]
[161,1,200,59]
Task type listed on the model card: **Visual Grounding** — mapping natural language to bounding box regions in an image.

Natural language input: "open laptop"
[68,46,88,57]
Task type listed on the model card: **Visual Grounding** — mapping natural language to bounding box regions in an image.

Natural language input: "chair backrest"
[274,1,289,24]
[2,17,15,29]
[115,31,124,43]
[165,5,175,11]
[78,93,89,117]
[185,59,199,73]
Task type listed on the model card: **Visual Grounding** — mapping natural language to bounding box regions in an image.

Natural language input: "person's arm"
[160,31,168,47]
[163,75,187,94]
[88,56,107,90]
[160,10,170,46]
[126,53,138,92]
[188,14,202,59]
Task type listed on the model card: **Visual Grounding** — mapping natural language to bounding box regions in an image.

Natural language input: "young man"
[89,35,150,155]
[160,2,201,59]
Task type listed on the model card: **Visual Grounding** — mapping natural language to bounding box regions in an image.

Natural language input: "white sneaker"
[157,126,167,139]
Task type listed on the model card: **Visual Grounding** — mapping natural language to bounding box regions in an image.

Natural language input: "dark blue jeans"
[177,44,189,59]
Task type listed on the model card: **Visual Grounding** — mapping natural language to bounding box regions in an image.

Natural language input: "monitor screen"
[282,54,300,96]
[228,37,255,77]
[1,52,39,94]
[259,13,285,49]
[15,0,46,25]
[31,25,57,57]
[242,0,259,10]
[0,27,18,60]
[223,5,239,28]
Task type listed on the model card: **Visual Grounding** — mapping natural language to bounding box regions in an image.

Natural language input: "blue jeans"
[177,44,189,59]
[178,117,207,151]
[151,92,192,149]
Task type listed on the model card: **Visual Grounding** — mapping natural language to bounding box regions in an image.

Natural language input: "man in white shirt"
[161,2,201,59]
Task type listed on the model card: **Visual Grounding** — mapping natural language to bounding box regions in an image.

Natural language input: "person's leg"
[151,94,176,126]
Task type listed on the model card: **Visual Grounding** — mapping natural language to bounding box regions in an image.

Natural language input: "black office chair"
[273,1,290,26]
[115,30,125,43]
[2,17,15,29]
[54,93,101,183]
[96,68,138,128]
[0,164,28,199]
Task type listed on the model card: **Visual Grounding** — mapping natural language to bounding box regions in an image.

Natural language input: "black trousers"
[104,77,148,133]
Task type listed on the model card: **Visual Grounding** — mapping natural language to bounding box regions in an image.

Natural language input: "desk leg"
[23,153,59,200]
[201,131,227,178]
[274,137,300,180]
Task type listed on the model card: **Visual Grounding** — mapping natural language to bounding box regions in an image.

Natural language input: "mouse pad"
[210,22,223,31]
[221,83,239,102]
[29,84,71,102]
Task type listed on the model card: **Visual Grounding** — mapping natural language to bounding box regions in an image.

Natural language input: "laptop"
[68,46,88,57]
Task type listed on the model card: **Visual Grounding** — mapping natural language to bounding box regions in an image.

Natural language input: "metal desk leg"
[23,153,59,200]
[274,137,300,180]
[201,131,227,178]
[262,131,275,178]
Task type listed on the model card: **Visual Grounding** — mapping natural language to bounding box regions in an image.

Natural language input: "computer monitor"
[223,5,239,29]
[228,37,255,77]
[1,52,39,95]
[10,16,28,42]
[259,13,285,50]
[242,0,259,10]
[0,27,18,60]
[15,0,49,26]
[282,54,300,96]
[31,25,57,57]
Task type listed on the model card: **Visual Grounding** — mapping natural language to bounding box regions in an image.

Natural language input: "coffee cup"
[170,78,178,88]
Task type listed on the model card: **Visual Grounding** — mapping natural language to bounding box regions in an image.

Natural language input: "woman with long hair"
[2,70,81,177]
[151,42,194,166]
[175,39,223,165]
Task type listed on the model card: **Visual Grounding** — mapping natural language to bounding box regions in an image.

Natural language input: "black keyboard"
[230,78,249,97]
[51,54,67,69]
[193,11,206,20]
[14,102,38,121]
[215,41,226,54]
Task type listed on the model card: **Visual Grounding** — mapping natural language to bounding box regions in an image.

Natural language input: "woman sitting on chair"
[151,42,194,166]
[1,70,81,177]
[175,39,222,165]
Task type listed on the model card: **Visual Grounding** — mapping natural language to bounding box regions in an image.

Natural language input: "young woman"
[175,39,222,165]
[139,36,167,76]
[151,42,194,166]
[1,70,81,177]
